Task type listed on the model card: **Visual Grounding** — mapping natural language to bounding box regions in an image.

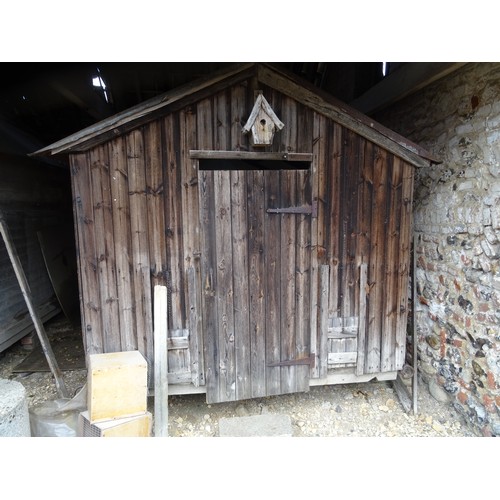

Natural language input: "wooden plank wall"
[70,77,414,389]
[318,123,414,375]
[71,128,164,373]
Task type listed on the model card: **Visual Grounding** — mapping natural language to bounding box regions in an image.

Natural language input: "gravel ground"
[0,315,480,437]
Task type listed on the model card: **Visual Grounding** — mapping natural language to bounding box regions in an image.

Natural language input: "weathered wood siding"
[317,126,414,376]
[70,77,414,392]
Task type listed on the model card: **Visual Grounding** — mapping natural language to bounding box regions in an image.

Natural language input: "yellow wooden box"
[78,411,152,437]
[87,351,148,423]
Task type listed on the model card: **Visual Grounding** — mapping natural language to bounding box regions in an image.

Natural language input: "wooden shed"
[34,63,437,404]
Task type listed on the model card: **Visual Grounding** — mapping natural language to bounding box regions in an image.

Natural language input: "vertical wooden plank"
[395,162,414,369]
[144,120,167,290]
[295,103,313,388]
[179,108,200,266]
[352,136,365,319]
[340,129,360,321]
[163,114,184,332]
[180,107,204,386]
[154,285,168,437]
[197,97,219,402]
[366,146,388,373]
[280,177,297,392]
[295,164,311,393]
[268,87,283,154]
[71,153,103,355]
[187,265,202,386]
[319,265,329,378]
[279,96,297,394]
[230,81,249,151]
[245,82,265,398]
[231,170,250,398]
[356,263,368,375]
[350,136,365,370]
[315,115,327,270]
[199,167,218,402]
[264,168,281,395]
[214,88,230,151]
[231,82,251,399]
[247,169,266,398]
[311,114,330,378]
[334,127,358,364]
[358,138,372,264]
[328,262,338,361]
[345,131,364,364]
[214,90,235,401]
[358,140,374,374]
[328,122,342,318]
[213,168,236,402]
[263,84,284,400]
[89,145,120,353]
[338,126,349,322]
[144,120,167,381]
[381,155,402,372]
[127,129,153,362]
[109,136,136,351]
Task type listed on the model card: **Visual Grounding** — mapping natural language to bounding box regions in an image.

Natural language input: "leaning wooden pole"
[154,285,169,437]
[0,213,69,399]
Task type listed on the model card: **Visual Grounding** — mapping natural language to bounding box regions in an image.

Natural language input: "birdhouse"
[242,92,284,147]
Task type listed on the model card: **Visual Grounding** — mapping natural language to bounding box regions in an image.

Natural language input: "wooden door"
[199,166,313,403]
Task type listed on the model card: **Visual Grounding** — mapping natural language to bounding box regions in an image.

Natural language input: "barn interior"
[0,61,461,344]
[0,61,432,351]
[1,61,498,441]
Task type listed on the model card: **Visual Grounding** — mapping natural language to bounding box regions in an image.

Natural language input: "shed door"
[198,166,313,403]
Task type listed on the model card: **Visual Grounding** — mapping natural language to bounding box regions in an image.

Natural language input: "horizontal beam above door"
[189,150,313,162]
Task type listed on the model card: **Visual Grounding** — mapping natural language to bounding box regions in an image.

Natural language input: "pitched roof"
[32,63,440,168]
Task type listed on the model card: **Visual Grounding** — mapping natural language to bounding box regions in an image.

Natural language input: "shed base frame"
[310,369,397,387]
[154,370,398,398]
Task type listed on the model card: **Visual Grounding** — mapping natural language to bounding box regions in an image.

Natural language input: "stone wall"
[374,62,500,436]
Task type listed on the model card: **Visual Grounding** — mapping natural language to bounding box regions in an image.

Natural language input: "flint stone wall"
[375,62,500,436]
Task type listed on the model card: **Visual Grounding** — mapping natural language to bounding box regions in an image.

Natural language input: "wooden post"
[154,285,168,437]
[412,233,418,415]
[0,213,69,399]
[392,236,418,415]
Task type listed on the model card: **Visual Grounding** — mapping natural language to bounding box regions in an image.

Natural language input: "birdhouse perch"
[242,92,284,147]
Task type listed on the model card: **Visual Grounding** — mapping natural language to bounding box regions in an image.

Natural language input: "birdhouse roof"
[242,93,285,134]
